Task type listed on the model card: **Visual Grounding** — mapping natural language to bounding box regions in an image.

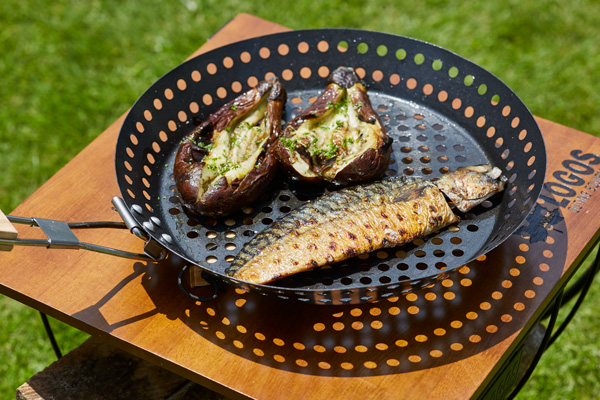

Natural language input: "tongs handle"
[0,209,18,251]
[0,204,165,261]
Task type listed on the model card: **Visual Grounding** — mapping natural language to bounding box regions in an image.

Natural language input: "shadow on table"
[71,262,163,332]
[74,201,566,377]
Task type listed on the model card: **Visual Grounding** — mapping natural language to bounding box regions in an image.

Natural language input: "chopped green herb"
[206,159,241,175]
[327,100,346,110]
[229,134,239,148]
[342,137,355,148]
[312,141,339,159]
[193,140,214,151]
[280,136,298,151]
[327,100,343,110]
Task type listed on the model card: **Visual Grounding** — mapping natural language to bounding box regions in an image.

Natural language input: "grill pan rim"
[115,28,547,304]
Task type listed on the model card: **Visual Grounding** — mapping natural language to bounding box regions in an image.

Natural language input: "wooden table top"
[2,13,600,400]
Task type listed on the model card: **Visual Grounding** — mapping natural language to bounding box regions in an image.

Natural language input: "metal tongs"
[0,197,165,261]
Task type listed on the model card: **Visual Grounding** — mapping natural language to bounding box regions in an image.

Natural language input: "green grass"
[1,0,600,398]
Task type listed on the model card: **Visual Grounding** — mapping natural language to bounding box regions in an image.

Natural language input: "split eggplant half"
[174,77,286,216]
[275,66,393,186]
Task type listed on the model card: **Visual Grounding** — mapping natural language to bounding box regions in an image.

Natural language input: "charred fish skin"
[226,177,460,284]
[433,165,507,212]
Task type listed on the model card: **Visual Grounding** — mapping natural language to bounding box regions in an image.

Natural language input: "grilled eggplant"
[226,165,505,284]
[174,77,286,216]
[275,66,392,186]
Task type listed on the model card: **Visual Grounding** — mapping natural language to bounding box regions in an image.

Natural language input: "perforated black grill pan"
[115,29,546,305]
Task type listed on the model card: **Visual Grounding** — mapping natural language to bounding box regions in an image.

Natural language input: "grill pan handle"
[178,263,220,302]
[0,202,165,262]
[0,209,18,252]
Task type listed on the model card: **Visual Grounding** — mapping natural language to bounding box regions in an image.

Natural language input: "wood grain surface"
[2,13,600,400]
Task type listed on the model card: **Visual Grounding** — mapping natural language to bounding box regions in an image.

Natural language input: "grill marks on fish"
[227,178,459,284]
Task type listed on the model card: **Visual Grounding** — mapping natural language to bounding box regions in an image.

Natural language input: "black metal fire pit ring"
[115,29,546,305]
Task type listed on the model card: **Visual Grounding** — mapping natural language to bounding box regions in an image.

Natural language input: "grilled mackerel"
[226,165,506,284]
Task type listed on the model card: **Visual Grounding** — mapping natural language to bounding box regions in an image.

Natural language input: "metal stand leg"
[39,312,62,359]
[506,289,564,399]
[544,246,600,347]
[505,244,600,399]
